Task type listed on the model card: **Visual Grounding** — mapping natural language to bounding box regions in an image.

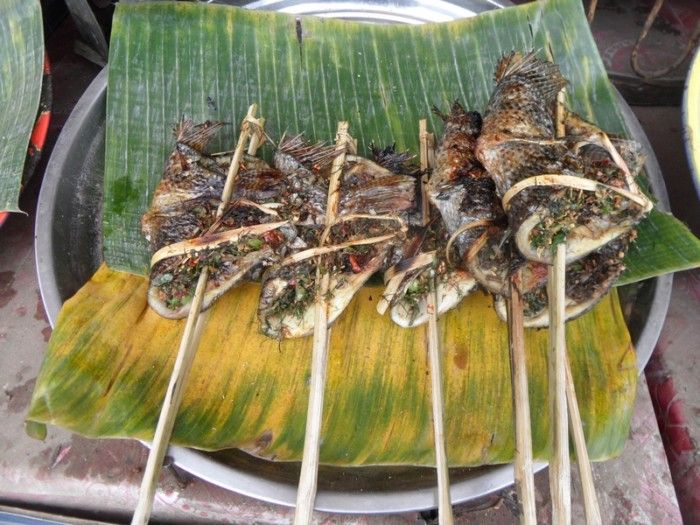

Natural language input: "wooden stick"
[420,119,454,525]
[132,105,261,525]
[507,275,537,525]
[548,88,570,525]
[294,122,352,525]
[566,359,602,525]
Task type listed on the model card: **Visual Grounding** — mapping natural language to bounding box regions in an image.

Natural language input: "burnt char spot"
[41,326,51,342]
[0,271,17,309]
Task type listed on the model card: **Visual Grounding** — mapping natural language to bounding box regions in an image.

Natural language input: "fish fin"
[278,134,337,172]
[173,118,227,152]
[495,50,567,101]
[370,144,421,177]
[432,104,450,121]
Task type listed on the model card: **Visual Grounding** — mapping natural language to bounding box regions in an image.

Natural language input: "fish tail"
[495,50,567,100]
[173,118,227,151]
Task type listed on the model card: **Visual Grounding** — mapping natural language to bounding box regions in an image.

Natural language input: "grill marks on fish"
[477,52,649,265]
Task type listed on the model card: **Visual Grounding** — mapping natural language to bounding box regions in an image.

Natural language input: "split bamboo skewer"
[420,119,454,525]
[548,88,571,524]
[132,105,264,525]
[566,358,601,525]
[551,87,602,525]
[547,241,570,525]
[294,122,353,525]
[506,273,537,525]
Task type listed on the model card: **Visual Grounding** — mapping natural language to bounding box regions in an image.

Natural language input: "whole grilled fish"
[476,51,651,265]
[367,140,476,327]
[141,119,297,319]
[258,146,416,339]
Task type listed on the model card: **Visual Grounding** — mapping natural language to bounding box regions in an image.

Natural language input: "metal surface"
[210,0,512,23]
[35,1,672,515]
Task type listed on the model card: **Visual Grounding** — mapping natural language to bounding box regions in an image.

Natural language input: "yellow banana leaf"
[27,264,636,466]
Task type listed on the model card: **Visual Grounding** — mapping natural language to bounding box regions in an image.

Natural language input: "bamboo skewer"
[547,88,571,525]
[547,242,571,525]
[420,119,454,525]
[294,122,353,525]
[552,87,602,525]
[566,359,602,525]
[132,105,264,525]
[506,274,537,525]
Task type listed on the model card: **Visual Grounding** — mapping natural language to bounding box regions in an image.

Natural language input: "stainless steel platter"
[35,0,672,514]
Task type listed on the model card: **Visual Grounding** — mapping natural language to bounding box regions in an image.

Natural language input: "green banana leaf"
[27,264,637,465]
[102,0,700,281]
[29,0,652,466]
[0,0,44,213]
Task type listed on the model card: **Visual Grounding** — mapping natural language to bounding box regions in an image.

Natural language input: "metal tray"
[35,2,672,514]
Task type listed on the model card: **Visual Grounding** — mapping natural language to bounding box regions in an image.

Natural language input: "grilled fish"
[476,51,651,265]
[141,119,297,319]
[258,145,416,339]
[368,138,476,327]
[495,233,633,327]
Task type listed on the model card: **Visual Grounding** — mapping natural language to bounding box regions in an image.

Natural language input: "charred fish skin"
[476,51,572,197]
[428,102,506,263]
[258,143,417,339]
[477,51,649,264]
[341,146,420,221]
[273,135,337,225]
[141,118,229,250]
[142,119,302,319]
